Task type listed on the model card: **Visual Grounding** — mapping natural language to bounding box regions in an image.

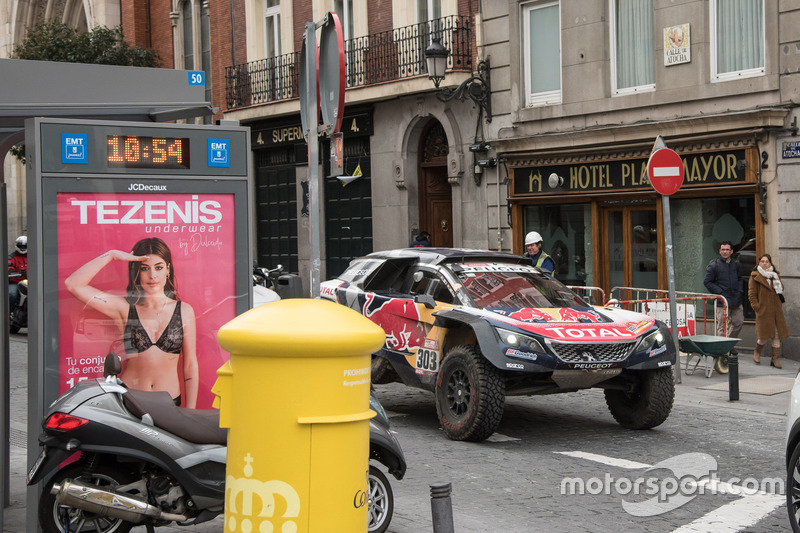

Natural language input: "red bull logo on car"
[362,293,428,352]
[500,307,603,323]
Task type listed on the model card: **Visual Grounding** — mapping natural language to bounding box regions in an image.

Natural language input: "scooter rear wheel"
[39,462,135,533]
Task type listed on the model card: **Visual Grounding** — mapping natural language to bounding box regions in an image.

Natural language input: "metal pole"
[728,352,739,401]
[662,195,681,384]
[430,483,455,533]
[1,181,7,524]
[305,22,321,299]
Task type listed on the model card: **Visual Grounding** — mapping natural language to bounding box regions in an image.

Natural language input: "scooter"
[9,272,27,334]
[252,262,281,307]
[27,354,406,533]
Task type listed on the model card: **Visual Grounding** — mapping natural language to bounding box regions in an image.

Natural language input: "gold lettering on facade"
[272,126,303,144]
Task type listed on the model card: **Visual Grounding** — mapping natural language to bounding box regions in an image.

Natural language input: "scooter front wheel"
[368,464,394,533]
[39,462,135,533]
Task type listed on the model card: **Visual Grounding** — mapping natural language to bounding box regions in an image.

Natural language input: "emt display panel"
[27,118,253,422]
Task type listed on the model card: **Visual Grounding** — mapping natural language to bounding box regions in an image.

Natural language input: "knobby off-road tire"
[367,464,394,533]
[604,367,675,430]
[39,462,135,533]
[371,355,399,384]
[435,345,505,442]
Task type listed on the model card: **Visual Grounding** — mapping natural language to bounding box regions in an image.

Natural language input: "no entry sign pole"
[647,137,684,383]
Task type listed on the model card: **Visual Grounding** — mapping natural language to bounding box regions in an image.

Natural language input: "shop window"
[710,0,764,81]
[523,203,591,287]
[522,1,561,107]
[671,196,756,320]
[610,0,655,94]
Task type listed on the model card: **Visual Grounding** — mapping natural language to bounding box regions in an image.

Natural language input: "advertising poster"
[56,191,237,409]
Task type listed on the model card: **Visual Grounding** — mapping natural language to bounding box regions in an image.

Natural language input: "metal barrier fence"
[608,287,729,337]
[567,286,606,306]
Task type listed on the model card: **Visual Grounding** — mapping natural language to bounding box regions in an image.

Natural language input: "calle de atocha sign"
[512,148,748,196]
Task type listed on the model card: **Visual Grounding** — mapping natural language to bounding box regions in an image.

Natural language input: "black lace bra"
[124,300,183,354]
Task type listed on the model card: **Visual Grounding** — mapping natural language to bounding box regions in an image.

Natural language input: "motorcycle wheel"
[39,462,135,533]
[368,464,394,533]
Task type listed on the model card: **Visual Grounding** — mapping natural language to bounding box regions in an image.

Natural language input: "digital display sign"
[107,135,190,169]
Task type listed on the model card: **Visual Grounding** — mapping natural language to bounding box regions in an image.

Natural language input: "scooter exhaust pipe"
[51,479,187,524]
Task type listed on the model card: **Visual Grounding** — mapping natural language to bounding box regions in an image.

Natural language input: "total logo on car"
[321,248,677,442]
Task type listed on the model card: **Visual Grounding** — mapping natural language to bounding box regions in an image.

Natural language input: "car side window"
[408,270,455,304]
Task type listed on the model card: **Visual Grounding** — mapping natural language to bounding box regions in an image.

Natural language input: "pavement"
[3,335,799,532]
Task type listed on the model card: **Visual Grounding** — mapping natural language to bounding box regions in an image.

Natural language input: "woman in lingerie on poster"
[65,237,199,408]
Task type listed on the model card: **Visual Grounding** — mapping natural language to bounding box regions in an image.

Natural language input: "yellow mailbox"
[213,298,385,533]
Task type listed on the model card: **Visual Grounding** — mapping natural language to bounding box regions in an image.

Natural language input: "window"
[710,0,764,81]
[523,203,591,287]
[179,0,211,124]
[522,2,561,106]
[610,0,655,94]
[264,0,281,58]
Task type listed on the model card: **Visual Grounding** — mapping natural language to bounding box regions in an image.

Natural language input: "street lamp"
[424,40,492,123]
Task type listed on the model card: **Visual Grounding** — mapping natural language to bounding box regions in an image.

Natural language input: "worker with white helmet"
[523,231,555,273]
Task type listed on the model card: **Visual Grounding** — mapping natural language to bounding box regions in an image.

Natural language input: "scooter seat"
[122,389,227,445]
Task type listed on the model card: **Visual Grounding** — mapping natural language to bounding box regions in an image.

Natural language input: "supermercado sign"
[512,148,749,196]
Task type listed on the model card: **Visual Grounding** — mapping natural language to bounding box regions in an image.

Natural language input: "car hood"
[478,305,656,341]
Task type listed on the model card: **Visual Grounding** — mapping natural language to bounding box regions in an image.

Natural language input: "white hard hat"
[524,231,543,246]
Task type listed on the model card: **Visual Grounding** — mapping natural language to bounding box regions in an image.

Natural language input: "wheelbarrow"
[680,335,741,378]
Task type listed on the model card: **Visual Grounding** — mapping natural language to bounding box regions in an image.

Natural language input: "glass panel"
[608,211,624,290]
[527,4,560,94]
[715,0,764,75]
[614,0,655,90]
[671,196,756,319]
[631,210,658,289]
[522,203,592,287]
[182,1,193,70]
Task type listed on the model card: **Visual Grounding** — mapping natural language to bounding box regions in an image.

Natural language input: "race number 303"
[415,347,439,372]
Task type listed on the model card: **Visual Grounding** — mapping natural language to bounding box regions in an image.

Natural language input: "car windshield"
[449,264,588,308]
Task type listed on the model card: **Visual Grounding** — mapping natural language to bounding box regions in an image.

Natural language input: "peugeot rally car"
[321,248,676,442]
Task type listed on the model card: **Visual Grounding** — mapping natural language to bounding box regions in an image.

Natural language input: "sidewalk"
[3,340,798,532]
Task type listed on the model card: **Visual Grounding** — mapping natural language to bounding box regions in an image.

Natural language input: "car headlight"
[635,328,665,353]
[496,328,546,353]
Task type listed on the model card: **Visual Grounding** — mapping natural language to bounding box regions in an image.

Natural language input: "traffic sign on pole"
[647,148,684,196]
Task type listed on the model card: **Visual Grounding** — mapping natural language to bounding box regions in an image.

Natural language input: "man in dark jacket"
[703,240,743,353]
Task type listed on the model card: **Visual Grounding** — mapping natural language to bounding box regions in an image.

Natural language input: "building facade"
[224,0,800,352]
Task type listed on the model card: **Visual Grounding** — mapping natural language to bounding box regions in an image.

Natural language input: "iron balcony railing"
[225,15,473,110]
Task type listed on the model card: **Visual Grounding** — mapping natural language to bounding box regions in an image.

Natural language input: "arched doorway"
[418,120,453,248]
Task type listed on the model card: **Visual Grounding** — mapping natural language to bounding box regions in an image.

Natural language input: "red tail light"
[45,412,89,432]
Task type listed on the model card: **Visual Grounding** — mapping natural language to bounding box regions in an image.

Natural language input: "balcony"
[225,15,473,111]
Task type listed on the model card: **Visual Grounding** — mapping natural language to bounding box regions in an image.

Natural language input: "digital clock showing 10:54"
[107,135,190,169]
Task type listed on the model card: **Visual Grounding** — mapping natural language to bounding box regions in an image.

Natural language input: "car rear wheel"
[787,442,800,532]
[367,464,394,533]
[435,345,505,442]
[604,367,674,430]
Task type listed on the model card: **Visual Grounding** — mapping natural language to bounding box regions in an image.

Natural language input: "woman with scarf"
[748,253,789,368]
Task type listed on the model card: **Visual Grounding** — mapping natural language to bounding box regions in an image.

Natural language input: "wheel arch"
[434,309,503,368]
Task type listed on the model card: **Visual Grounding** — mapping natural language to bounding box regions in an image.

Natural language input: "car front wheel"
[435,345,505,442]
[368,464,394,533]
[604,367,675,430]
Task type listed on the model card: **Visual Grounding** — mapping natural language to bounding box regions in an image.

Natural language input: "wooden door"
[419,166,453,248]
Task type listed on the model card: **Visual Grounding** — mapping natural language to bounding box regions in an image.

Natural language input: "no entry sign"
[647,148,684,196]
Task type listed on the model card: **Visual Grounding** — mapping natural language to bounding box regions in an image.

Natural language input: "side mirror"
[414,294,436,309]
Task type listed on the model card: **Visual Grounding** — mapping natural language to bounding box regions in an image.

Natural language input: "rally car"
[320,248,676,442]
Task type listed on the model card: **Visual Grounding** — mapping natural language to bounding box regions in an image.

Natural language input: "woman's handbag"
[779,293,786,304]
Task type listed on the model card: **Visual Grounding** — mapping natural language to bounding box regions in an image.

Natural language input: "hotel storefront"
[508,141,761,320]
